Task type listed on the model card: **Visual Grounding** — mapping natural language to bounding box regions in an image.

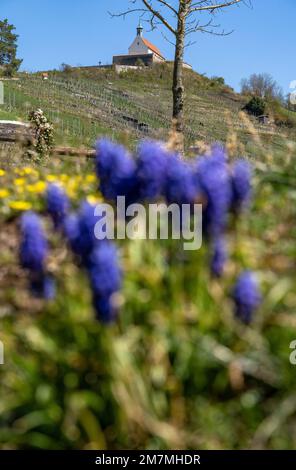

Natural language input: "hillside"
[1,63,295,155]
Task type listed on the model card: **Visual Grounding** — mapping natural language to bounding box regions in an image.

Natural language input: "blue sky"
[1,0,295,93]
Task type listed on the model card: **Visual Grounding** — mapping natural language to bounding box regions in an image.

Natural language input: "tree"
[0,19,22,76]
[110,0,247,143]
[241,73,283,102]
[60,63,72,73]
[243,96,266,117]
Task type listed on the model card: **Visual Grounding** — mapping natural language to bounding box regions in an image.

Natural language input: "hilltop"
[1,63,295,155]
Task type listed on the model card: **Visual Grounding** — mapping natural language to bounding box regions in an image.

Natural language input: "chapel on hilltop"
[113,22,166,67]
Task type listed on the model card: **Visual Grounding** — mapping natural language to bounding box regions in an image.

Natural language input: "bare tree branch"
[156,0,179,16]
[109,0,252,143]
[140,0,177,35]
[189,0,243,13]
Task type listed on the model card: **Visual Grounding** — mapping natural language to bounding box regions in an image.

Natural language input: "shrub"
[60,63,72,73]
[135,58,145,68]
[29,109,54,157]
[211,76,225,86]
[243,96,266,117]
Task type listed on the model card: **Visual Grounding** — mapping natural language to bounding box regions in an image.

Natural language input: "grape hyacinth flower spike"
[196,146,232,238]
[210,237,228,278]
[96,138,137,203]
[231,159,252,213]
[63,201,101,264]
[232,270,262,324]
[136,140,169,201]
[46,183,70,229]
[165,154,198,206]
[87,241,122,324]
[210,142,228,163]
[20,211,56,299]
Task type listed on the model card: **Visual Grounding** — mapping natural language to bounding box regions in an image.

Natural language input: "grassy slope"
[0,108,19,120]
[1,63,295,154]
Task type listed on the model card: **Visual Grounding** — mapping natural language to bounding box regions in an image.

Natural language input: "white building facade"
[113,23,165,67]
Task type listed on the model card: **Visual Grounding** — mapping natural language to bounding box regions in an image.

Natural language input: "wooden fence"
[0,120,96,157]
[0,121,33,143]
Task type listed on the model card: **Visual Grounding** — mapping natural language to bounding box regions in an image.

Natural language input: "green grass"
[1,64,295,153]
[0,108,20,120]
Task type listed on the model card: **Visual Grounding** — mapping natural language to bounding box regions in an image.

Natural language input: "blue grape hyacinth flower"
[87,242,122,323]
[210,142,228,163]
[196,148,232,238]
[136,140,169,201]
[231,159,252,213]
[63,201,101,263]
[96,138,137,203]
[211,237,228,278]
[63,212,80,251]
[233,271,262,324]
[20,211,48,273]
[46,183,70,228]
[165,154,198,206]
[20,211,56,299]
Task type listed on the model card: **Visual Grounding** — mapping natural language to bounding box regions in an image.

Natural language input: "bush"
[270,100,296,129]
[135,58,145,68]
[211,76,225,86]
[243,96,266,117]
[29,109,54,157]
[60,63,72,73]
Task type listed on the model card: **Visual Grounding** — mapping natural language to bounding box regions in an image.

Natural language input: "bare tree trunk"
[113,0,244,150]
[172,2,187,139]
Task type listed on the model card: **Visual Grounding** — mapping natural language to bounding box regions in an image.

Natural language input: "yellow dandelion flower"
[60,174,69,182]
[23,167,39,176]
[87,195,102,205]
[34,181,46,193]
[86,174,96,183]
[14,168,30,177]
[27,181,46,193]
[9,201,32,211]
[66,179,78,188]
[26,185,35,193]
[65,185,77,198]
[46,174,58,182]
[14,178,26,186]
[0,169,6,177]
[0,189,9,198]
[65,184,78,196]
